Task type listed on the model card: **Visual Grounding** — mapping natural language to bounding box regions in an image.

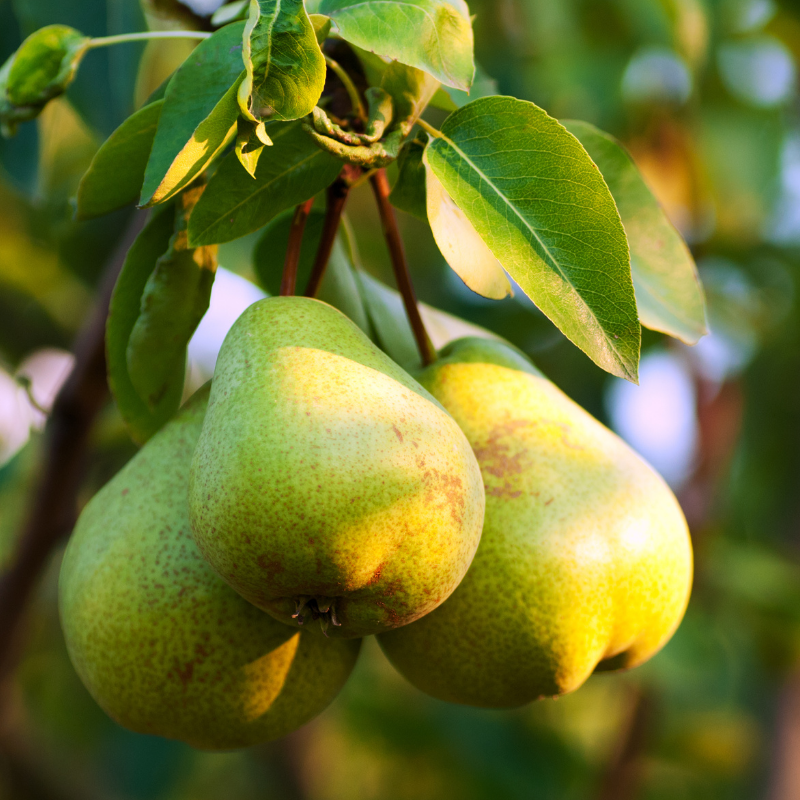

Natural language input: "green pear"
[188,297,485,638]
[59,386,361,750]
[378,338,693,707]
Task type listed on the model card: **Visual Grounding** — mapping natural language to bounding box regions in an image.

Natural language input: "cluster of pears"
[59,296,692,750]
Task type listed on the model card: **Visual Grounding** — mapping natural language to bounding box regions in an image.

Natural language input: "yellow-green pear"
[379,338,693,707]
[59,386,360,750]
[188,297,485,638]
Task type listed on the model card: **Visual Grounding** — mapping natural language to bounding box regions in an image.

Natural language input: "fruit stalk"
[280,198,315,297]
[370,169,436,366]
[304,178,350,297]
[0,211,147,682]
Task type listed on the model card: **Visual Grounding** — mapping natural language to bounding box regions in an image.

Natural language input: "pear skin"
[188,297,485,638]
[59,386,361,750]
[378,338,693,707]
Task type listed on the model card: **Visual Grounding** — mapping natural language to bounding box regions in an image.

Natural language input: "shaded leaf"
[425,154,512,299]
[319,0,474,90]
[563,119,707,344]
[106,205,184,443]
[380,60,440,135]
[127,185,217,411]
[140,22,245,206]
[426,96,640,381]
[212,0,249,25]
[238,0,325,123]
[253,206,371,333]
[235,117,270,178]
[188,121,342,246]
[389,134,427,221]
[75,100,162,220]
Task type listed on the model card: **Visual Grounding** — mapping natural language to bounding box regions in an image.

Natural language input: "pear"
[378,338,693,707]
[188,297,485,638]
[59,386,361,750]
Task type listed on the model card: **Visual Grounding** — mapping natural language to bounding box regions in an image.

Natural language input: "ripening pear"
[379,338,693,707]
[188,297,485,638]
[59,386,360,750]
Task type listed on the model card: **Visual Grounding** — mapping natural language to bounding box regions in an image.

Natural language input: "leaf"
[188,121,342,246]
[1,25,90,134]
[563,119,708,345]
[106,205,184,444]
[211,0,249,25]
[426,96,640,381]
[425,154,513,299]
[235,117,270,178]
[140,22,246,207]
[253,207,372,333]
[380,60,440,135]
[429,62,497,111]
[238,0,326,123]
[318,0,475,90]
[389,134,427,221]
[75,100,162,220]
[127,186,217,412]
[309,13,332,43]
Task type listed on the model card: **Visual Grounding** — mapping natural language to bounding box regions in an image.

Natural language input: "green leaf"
[238,0,326,123]
[380,60,440,135]
[107,205,185,444]
[253,207,371,333]
[140,22,246,207]
[212,0,249,25]
[318,0,475,90]
[425,155,513,299]
[309,13,332,43]
[188,122,342,246]
[127,186,217,412]
[389,134,427,221]
[1,24,90,134]
[235,117,270,178]
[563,120,708,345]
[75,100,162,220]
[426,96,640,381]
[429,62,497,111]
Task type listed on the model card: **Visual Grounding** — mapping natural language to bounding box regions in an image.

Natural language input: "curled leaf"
[127,185,218,412]
[0,25,90,136]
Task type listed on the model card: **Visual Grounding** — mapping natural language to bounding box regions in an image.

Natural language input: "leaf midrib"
[431,128,635,377]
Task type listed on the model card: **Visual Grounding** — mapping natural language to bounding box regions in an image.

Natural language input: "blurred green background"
[2,0,800,797]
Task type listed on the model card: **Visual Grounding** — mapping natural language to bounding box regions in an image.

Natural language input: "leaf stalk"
[87,31,212,49]
[324,55,366,120]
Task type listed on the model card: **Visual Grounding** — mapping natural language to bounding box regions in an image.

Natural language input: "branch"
[280,198,315,297]
[596,686,653,800]
[369,169,436,366]
[304,178,351,298]
[0,211,147,683]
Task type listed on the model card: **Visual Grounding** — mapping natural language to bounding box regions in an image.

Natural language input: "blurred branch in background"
[768,673,800,800]
[0,212,144,689]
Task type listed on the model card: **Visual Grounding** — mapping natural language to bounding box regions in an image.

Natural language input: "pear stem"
[280,198,315,297]
[304,178,351,298]
[370,168,436,366]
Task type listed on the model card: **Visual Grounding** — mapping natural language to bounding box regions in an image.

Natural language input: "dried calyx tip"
[292,596,342,636]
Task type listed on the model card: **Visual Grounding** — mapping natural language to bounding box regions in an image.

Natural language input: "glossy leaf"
[389,134,427,221]
[426,96,640,381]
[318,0,475,90]
[106,205,184,444]
[127,186,217,412]
[188,122,342,246]
[563,119,708,345]
[253,207,371,333]
[75,100,162,220]
[140,22,245,207]
[238,0,326,123]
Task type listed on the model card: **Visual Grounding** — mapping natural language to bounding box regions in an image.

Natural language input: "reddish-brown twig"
[0,212,146,683]
[369,169,435,366]
[280,198,316,297]
[304,178,350,298]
